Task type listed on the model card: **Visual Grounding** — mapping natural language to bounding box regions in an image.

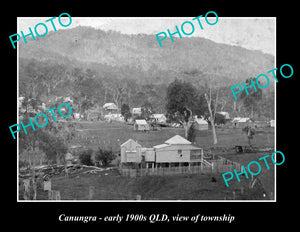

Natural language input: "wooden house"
[151,114,167,123]
[132,107,142,117]
[232,117,254,128]
[120,139,142,164]
[120,135,203,170]
[103,103,118,114]
[134,119,150,131]
[153,135,203,167]
[194,116,208,130]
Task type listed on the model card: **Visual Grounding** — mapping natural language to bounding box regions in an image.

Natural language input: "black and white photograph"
[16,16,276,201]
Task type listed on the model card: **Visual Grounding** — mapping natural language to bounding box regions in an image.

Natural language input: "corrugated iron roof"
[165,135,192,145]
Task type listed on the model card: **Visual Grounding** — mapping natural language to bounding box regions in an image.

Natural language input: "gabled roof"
[103,103,118,110]
[232,117,251,123]
[217,111,230,119]
[165,135,192,145]
[120,139,141,147]
[195,117,208,125]
[153,144,170,149]
[152,114,166,118]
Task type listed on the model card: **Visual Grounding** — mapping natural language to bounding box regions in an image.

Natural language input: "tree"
[72,68,104,114]
[37,130,68,164]
[187,121,197,143]
[95,148,116,167]
[204,87,218,145]
[166,79,198,138]
[79,149,94,166]
[240,77,263,118]
[214,113,226,125]
[141,101,153,121]
[121,103,131,122]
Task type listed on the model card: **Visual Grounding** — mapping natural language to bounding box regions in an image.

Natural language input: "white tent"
[103,103,118,110]
[134,119,150,131]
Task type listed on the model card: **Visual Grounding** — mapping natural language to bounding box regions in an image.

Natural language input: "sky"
[18,16,275,55]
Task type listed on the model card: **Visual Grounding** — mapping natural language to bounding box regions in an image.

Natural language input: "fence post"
[88,186,95,200]
[48,190,53,200]
[55,191,61,200]
[23,179,30,200]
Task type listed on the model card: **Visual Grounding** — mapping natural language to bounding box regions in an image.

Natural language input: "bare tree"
[204,88,218,145]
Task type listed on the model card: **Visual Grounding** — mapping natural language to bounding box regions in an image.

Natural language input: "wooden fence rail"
[120,161,241,178]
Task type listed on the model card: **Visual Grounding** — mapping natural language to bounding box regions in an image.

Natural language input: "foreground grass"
[24,168,267,201]
[19,122,274,201]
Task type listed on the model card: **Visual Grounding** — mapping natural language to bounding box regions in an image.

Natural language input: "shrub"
[79,149,94,166]
[95,148,116,167]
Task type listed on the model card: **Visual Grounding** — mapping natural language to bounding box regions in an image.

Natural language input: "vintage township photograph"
[17,17,275,201]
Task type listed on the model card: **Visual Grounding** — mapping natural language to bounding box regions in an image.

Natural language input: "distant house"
[132,107,142,117]
[104,113,124,122]
[254,121,268,128]
[217,111,230,120]
[270,120,275,127]
[103,103,118,113]
[55,96,73,104]
[134,119,150,131]
[194,116,208,130]
[64,96,73,103]
[232,117,254,128]
[215,111,230,125]
[151,114,167,123]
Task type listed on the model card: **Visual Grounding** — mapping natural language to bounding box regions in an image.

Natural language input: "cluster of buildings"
[101,103,276,131]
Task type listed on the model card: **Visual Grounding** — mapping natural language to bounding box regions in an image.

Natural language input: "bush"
[79,149,94,166]
[95,148,116,167]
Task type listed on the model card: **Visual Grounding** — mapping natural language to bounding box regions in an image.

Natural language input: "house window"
[178,149,182,157]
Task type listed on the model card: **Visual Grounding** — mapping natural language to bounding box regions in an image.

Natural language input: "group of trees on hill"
[20,59,275,123]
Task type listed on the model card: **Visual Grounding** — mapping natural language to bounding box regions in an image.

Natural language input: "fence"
[120,157,241,178]
[211,156,242,173]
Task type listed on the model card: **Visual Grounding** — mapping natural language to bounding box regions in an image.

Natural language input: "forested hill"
[19,26,274,87]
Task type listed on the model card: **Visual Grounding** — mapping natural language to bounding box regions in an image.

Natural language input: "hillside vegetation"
[19,26,275,118]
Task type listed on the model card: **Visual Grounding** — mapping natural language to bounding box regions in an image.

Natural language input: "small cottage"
[132,107,142,117]
[103,103,118,113]
[194,116,209,130]
[232,117,254,128]
[104,113,124,122]
[134,119,150,131]
[151,114,167,123]
[270,120,275,127]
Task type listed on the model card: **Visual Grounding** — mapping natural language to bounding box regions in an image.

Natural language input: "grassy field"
[72,121,274,151]
[20,121,275,201]
[72,121,186,152]
[28,168,266,200]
